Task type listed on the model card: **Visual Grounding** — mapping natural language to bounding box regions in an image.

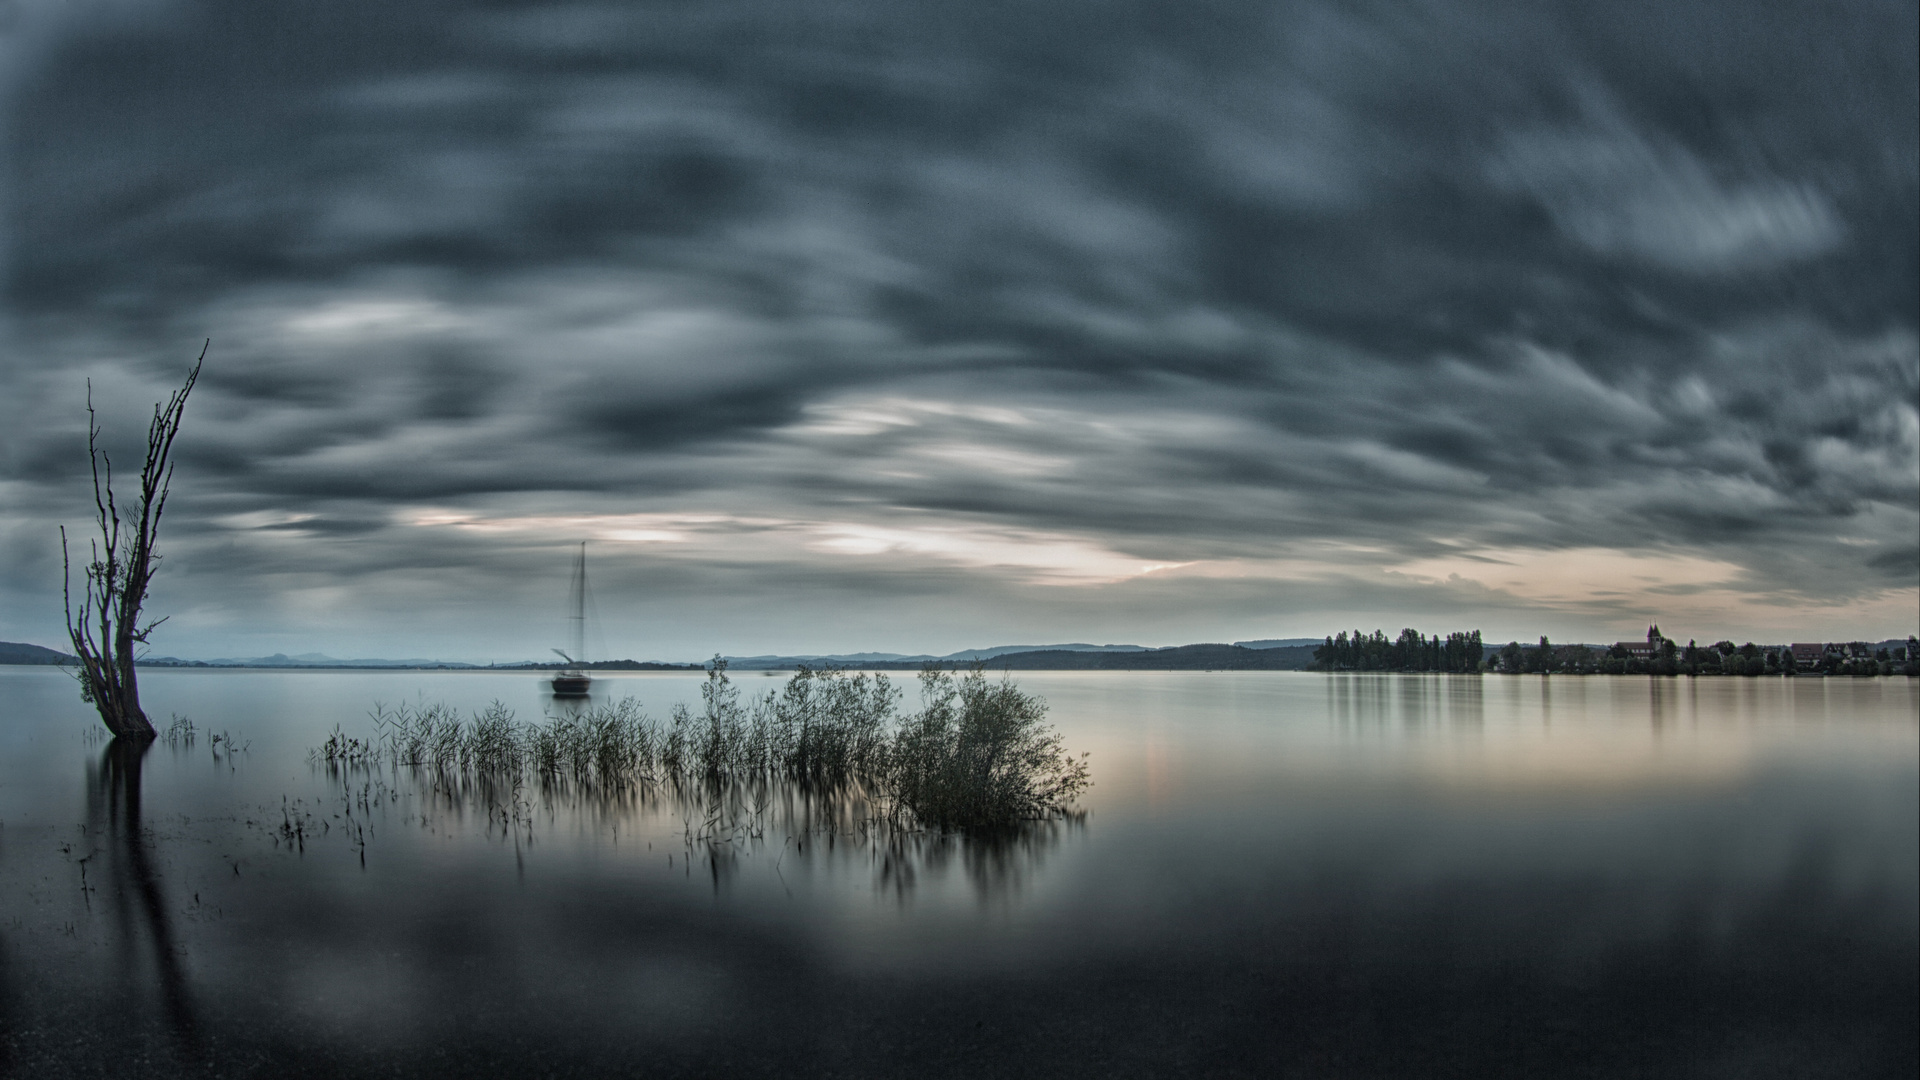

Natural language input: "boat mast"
[569,541,587,668]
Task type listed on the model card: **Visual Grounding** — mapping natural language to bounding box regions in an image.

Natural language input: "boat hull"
[550,673,592,696]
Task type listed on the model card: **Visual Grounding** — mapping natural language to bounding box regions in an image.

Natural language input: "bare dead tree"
[62,343,206,738]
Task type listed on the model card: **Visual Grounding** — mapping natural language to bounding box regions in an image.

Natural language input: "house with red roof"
[1788,643,1827,671]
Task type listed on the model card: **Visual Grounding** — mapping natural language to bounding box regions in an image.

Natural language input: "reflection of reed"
[874,816,1079,902]
[669,778,1078,901]
[324,755,1072,901]
[86,739,200,1052]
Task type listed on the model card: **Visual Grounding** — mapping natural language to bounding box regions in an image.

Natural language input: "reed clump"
[309,661,1089,833]
[162,713,196,746]
[312,725,378,768]
[528,697,655,784]
[888,667,1091,832]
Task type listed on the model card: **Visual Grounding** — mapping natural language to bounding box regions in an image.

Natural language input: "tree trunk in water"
[110,601,150,738]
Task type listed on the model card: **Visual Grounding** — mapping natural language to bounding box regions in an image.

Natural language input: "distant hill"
[939,642,1149,660]
[723,643,1149,669]
[986,643,1318,671]
[141,653,486,669]
[492,659,703,671]
[130,643,1297,672]
[733,643,1320,672]
[1233,638,1324,650]
[138,653,701,671]
[723,652,919,667]
[0,640,73,665]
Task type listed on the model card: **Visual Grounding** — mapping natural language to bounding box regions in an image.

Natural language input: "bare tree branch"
[63,342,208,738]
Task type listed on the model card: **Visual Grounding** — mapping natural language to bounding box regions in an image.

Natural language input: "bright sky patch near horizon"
[0,0,1914,663]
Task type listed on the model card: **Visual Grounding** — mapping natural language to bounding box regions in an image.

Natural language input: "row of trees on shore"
[1312,629,1485,672]
[1494,636,1918,677]
[1314,631,1920,676]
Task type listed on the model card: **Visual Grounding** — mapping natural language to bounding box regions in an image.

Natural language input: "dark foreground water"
[0,668,1914,1079]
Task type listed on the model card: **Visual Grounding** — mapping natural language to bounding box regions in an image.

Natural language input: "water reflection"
[1650,676,1673,733]
[1396,674,1426,732]
[319,758,1069,903]
[1,669,1912,1078]
[84,738,200,1052]
[1328,672,1393,733]
[1446,674,1485,731]
[0,823,14,1079]
[873,817,1079,902]
[1328,673,1488,737]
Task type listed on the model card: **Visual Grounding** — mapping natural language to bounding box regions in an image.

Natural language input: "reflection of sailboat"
[551,542,592,697]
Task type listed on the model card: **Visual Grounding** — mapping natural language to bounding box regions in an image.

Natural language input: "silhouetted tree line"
[1495,637,1587,674]
[1312,629,1484,672]
[1312,630,1918,677]
[1495,636,1918,677]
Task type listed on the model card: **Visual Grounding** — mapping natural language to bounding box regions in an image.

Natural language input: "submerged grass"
[311,662,1089,833]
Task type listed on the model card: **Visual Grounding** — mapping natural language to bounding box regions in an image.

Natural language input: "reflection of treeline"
[312,661,1089,833]
[1311,629,1484,672]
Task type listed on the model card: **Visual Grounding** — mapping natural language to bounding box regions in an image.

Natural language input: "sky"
[0,0,1915,663]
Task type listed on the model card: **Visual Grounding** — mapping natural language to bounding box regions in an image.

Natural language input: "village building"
[1614,625,1668,662]
[1789,643,1827,670]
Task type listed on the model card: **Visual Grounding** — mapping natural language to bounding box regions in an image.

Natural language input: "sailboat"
[550,542,592,697]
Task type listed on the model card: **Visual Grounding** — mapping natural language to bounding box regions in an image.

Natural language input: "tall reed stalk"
[312,662,1089,832]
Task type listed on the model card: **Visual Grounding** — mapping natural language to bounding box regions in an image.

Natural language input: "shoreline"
[1,662,1912,679]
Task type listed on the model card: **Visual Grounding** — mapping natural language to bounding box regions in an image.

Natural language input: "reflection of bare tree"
[0,828,15,1076]
[86,739,199,1050]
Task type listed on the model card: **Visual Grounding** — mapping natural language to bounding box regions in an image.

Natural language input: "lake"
[1,667,1914,1078]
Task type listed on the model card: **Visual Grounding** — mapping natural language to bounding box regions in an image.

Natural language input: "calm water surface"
[1,668,1914,1078]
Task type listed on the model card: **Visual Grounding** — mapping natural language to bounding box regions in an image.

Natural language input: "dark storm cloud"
[0,0,1913,653]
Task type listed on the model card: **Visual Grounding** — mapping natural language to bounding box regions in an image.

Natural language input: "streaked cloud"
[1491,121,1844,273]
[410,508,1186,585]
[0,0,1912,659]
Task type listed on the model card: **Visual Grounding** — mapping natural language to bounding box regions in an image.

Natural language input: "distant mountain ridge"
[720,642,1150,669]
[927,643,1319,671]
[0,640,73,665]
[0,639,1289,671]
[126,644,1161,670]
[10,638,1910,672]
[727,643,1320,672]
[141,652,487,669]
[139,653,702,671]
